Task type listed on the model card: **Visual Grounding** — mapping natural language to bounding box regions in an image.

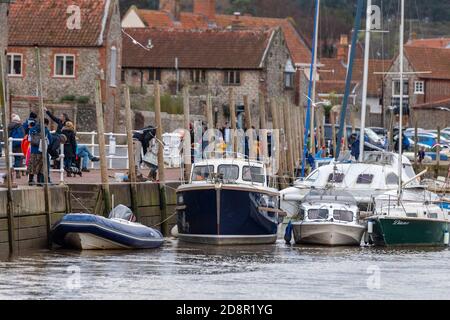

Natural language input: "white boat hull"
[64,232,131,250]
[293,222,366,246]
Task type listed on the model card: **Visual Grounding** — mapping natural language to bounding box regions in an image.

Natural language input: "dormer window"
[284,59,295,89]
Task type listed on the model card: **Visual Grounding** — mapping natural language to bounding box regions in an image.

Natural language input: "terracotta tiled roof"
[318,58,391,96]
[404,46,450,80]
[133,9,311,64]
[406,38,450,49]
[9,0,110,47]
[413,97,450,109]
[122,28,274,69]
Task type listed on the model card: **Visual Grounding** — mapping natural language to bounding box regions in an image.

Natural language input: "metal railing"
[7,137,66,183]
[78,131,130,170]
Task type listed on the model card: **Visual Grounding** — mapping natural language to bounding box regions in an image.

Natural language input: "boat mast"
[310,0,320,157]
[301,0,320,177]
[398,0,405,203]
[359,0,372,162]
[335,0,365,159]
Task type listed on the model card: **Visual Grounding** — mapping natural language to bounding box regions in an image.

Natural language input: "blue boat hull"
[51,214,164,250]
[176,185,281,245]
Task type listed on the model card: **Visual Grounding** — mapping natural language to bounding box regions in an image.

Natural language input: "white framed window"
[392,79,409,97]
[414,81,424,94]
[54,54,75,77]
[190,70,206,84]
[224,70,241,86]
[285,73,294,89]
[7,53,23,76]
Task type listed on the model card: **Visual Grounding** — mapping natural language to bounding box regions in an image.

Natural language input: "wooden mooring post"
[154,82,169,236]
[414,120,418,166]
[437,126,441,177]
[229,88,237,155]
[94,79,112,215]
[0,49,15,254]
[35,47,52,248]
[258,91,268,163]
[124,85,138,214]
[183,86,191,181]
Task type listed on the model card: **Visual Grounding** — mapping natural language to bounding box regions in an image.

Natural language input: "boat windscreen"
[192,165,215,182]
[109,205,135,221]
[243,166,265,184]
[218,165,239,181]
[308,209,329,220]
[333,210,353,222]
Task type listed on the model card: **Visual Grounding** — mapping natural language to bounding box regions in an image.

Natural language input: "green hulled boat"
[367,192,450,247]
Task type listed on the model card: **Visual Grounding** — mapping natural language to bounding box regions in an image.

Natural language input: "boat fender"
[444,231,449,246]
[171,225,179,238]
[367,221,374,234]
[284,221,293,244]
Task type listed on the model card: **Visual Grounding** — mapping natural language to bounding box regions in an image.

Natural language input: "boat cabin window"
[357,174,374,184]
[298,208,305,220]
[328,173,345,183]
[386,173,399,185]
[308,209,329,220]
[243,166,265,184]
[406,213,417,218]
[192,165,215,182]
[306,169,319,182]
[218,165,239,181]
[333,210,353,222]
[427,213,438,219]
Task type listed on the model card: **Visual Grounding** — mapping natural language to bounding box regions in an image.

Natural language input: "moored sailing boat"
[367,190,449,246]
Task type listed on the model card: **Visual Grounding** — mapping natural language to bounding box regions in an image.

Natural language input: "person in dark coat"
[28,118,52,186]
[61,121,77,176]
[45,108,70,134]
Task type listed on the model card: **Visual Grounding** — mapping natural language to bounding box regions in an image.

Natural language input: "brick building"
[383,45,450,129]
[121,0,312,109]
[122,27,295,128]
[0,3,8,74]
[7,0,122,132]
[315,35,390,127]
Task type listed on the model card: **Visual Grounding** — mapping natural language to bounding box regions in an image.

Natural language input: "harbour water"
[1,239,450,300]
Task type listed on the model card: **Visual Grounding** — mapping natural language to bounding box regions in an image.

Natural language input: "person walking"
[61,121,77,177]
[28,118,52,186]
[8,114,26,179]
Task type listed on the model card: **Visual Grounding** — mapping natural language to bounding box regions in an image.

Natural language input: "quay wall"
[0,182,180,256]
[68,182,180,231]
[0,186,69,254]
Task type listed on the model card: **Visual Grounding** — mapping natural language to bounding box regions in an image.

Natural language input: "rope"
[150,210,177,228]
[70,192,93,214]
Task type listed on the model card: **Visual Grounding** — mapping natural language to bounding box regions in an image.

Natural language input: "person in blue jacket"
[28,118,52,186]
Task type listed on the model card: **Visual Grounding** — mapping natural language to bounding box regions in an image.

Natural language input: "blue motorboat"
[176,158,285,245]
[51,205,164,250]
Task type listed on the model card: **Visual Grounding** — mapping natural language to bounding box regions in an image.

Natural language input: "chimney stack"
[159,0,181,21]
[193,0,216,20]
[337,34,349,61]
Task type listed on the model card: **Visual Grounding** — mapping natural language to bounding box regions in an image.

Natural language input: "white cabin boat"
[292,190,366,246]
